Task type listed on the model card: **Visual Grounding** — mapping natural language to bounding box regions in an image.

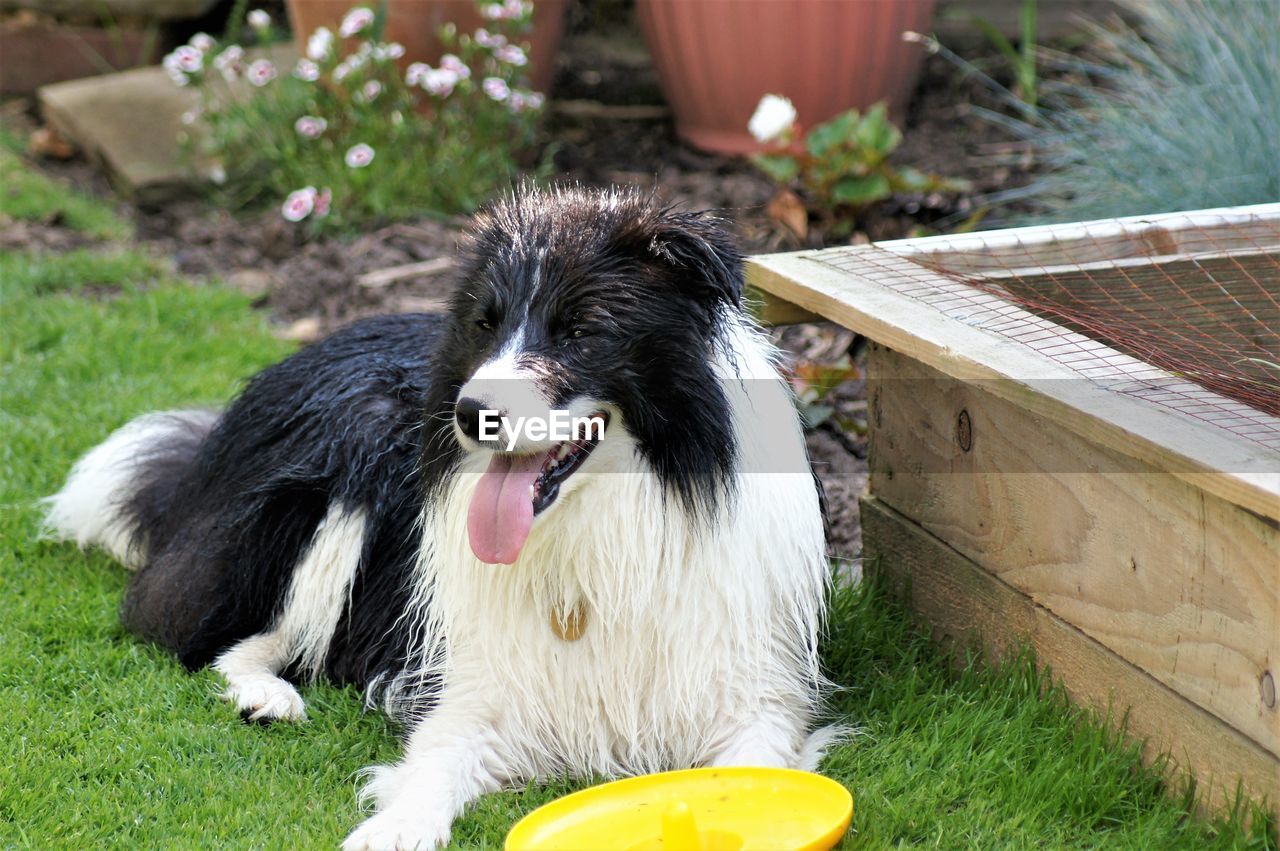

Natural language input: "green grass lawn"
[1,146,1274,849]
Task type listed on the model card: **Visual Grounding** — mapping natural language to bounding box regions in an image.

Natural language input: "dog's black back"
[123,314,442,682]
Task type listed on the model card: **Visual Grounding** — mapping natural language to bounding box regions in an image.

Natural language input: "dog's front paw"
[220,675,307,723]
[342,808,451,851]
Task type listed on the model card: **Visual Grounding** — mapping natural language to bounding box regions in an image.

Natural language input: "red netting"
[815,205,1280,450]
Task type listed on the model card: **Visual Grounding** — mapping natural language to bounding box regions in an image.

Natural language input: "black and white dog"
[46,187,832,850]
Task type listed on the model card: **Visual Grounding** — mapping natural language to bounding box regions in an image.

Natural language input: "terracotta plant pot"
[636,0,936,155]
[284,0,567,93]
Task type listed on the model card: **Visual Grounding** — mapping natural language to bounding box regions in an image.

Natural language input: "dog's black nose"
[455,396,487,442]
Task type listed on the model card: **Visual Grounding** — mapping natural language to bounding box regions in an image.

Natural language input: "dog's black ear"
[622,208,745,309]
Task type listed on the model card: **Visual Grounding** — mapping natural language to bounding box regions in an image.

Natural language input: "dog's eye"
[571,328,587,339]
[476,318,495,332]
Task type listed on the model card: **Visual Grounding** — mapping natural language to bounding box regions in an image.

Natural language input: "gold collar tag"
[550,602,588,642]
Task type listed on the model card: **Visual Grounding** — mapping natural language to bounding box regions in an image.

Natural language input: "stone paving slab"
[39,63,200,202]
[37,44,297,202]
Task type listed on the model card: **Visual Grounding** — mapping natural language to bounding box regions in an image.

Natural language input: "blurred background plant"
[747,95,970,241]
[788,356,864,435]
[966,0,1039,112]
[166,1,545,232]
[928,0,1280,223]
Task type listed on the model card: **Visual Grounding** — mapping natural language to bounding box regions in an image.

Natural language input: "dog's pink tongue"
[467,452,543,564]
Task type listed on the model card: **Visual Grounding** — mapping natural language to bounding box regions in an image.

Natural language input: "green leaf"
[893,166,935,192]
[805,111,858,157]
[854,103,902,156]
[831,173,891,206]
[750,153,799,185]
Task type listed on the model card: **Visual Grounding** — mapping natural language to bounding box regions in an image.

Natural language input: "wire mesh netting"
[816,205,1280,451]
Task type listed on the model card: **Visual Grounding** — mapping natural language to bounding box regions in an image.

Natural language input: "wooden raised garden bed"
[747,204,1280,815]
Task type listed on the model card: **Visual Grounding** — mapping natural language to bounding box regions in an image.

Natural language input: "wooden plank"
[745,285,822,326]
[745,248,1280,522]
[879,203,1280,274]
[865,344,1280,759]
[861,495,1280,816]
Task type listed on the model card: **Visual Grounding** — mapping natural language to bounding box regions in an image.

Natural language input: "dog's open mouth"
[466,412,609,565]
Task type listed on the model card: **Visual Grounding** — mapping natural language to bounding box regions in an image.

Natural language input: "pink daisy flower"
[247,58,276,86]
[495,44,527,66]
[439,53,471,79]
[171,45,202,73]
[405,62,430,86]
[423,68,459,97]
[482,77,510,101]
[339,7,375,38]
[294,115,327,139]
[345,143,375,168]
[314,188,332,218]
[281,187,316,222]
[293,58,321,81]
[474,28,507,49]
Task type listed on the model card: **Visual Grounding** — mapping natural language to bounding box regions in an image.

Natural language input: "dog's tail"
[43,410,220,569]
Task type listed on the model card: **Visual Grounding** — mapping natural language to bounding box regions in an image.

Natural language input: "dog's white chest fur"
[406,319,829,779]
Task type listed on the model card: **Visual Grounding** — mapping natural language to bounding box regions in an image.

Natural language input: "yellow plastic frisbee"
[505,767,852,851]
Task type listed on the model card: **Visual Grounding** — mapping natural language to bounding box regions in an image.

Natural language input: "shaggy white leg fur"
[42,410,218,569]
[213,633,307,723]
[343,700,503,851]
[708,709,805,768]
[213,503,366,723]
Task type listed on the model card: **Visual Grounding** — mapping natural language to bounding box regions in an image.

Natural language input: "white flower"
[422,68,459,97]
[213,44,243,70]
[506,89,544,113]
[360,80,382,102]
[282,186,317,222]
[333,60,352,81]
[162,54,187,85]
[339,7,375,37]
[209,164,227,184]
[482,76,510,101]
[345,143,375,168]
[481,2,527,21]
[474,28,507,49]
[293,58,321,81]
[247,58,276,86]
[294,115,327,138]
[439,53,470,79]
[405,62,430,86]
[247,9,271,31]
[748,94,797,144]
[385,42,405,59]
[307,27,334,61]
[189,32,215,53]
[171,45,203,73]
[495,44,527,66]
